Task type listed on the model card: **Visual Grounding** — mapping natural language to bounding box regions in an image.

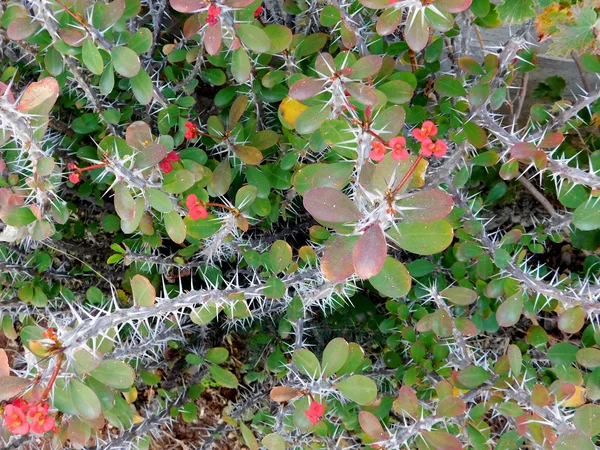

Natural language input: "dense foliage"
[2,0,600,448]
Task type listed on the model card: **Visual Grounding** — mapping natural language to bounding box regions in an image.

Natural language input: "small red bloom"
[304,401,325,425]
[11,398,30,413]
[420,138,447,158]
[184,121,198,140]
[27,404,55,434]
[412,120,438,143]
[254,4,263,17]
[369,141,386,162]
[159,160,173,173]
[166,152,180,162]
[4,404,30,435]
[389,136,408,161]
[206,4,221,26]
[69,172,80,184]
[67,162,77,170]
[42,328,58,342]
[186,194,208,220]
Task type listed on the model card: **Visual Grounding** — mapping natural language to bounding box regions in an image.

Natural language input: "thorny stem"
[41,352,64,401]
[392,154,424,196]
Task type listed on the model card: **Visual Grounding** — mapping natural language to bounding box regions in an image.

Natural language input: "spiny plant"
[2,0,600,448]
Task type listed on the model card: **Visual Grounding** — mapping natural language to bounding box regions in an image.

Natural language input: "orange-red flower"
[184,121,198,140]
[4,404,30,435]
[206,4,221,26]
[420,138,447,158]
[69,172,81,184]
[304,401,325,424]
[186,194,208,220]
[254,4,263,17]
[27,404,55,434]
[412,120,438,143]
[389,136,408,161]
[369,141,386,162]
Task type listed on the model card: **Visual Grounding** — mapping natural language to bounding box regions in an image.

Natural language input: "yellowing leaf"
[280,97,308,127]
[409,158,428,188]
[563,386,587,407]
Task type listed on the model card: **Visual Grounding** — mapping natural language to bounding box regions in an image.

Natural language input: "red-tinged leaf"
[405,9,429,52]
[114,181,136,222]
[0,376,29,401]
[436,0,472,13]
[0,349,9,377]
[531,384,550,407]
[289,78,326,101]
[533,149,548,169]
[59,28,86,47]
[376,8,402,36]
[303,187,362,223]
[183,14,203,37]
[0,82,15,103]
[170,0,206,12]
[416,313,433,333]
[496,293,523,327]
[17,78,59,115]
[515,414,529,436]
[322,235,358,282]
[454,317,477,336]
[234,145,263,165]
[353,223,387,279]
[358,411,387,441]
[345,82,379,106]
[510,142,536,160]
[226,0,256,7]
[269,386,299,402]
[136,143,167,169]
[357,0,388,8]
[396,189,453,222]
[441,286,477,305]
[126,121,152,149]
[7,17,38,41]
[131,274,156,307]
[559,306,585,334]
[340,22,357,49]
[350,55,383,80]
[436,396,466,418]
[499,158,519,180]
[392,386,419,418]
[204,22,222,56]
[229,95,248,129]
[540,132,565,148]
[315,53,336,77]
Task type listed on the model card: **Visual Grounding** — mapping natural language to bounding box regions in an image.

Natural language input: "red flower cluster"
[254,4,263,17]
[412,120,447,158]
[159,151,180,174]
[184,121,198,140]
[3,400,55,435]
[67,162,80,184]
[369,137,409,162]
[304,401,325,425]
[412,120,438,142]
[206,4,221,26]
[186,194,208,220]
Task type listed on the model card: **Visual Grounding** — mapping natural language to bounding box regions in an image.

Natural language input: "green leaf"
[496,0,535,24]
[3,206,36,227]
[548,342,578,365]
[388,220,454,255]
[270,240,292,273]
[574,404,600,437]
[295,104,331,134]
[146,187,173,212]
[112,46,141,78]
[434,75,467,97]
[83,39,104,75]
[208,365,239,388]
[131,68,153,105]
[292,349,321,377]
[573,199,600,231]
[129,27,153,54]
[70,379,102,419]
[463,122,487,148]
[441,287,478,305]
[91,360,136,389]
[576,347,600,368]
[237,24,271,53]
[456,366,490,389]
[322,338,349,377]
[163,169,196,194]
[496,293,523,327]
[164,210,186,244]
[205,347,229,364]
[377,80,414,104]
[336,375,377,405]
[369,257,411,298]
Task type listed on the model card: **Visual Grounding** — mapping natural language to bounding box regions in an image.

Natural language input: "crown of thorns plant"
[2,0,600,448]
